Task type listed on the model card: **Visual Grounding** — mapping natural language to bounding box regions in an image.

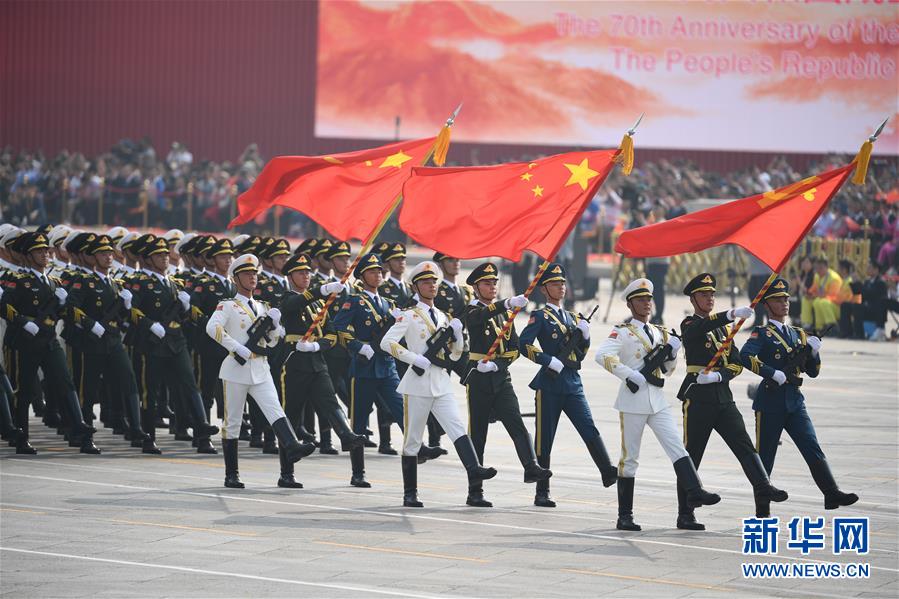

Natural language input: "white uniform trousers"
[618,406,689,478]
[402,393,466,456]
[222,378,287,440]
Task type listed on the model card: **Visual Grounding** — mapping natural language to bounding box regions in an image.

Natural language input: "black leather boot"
[676,483,705,530]
[319,428,338,455]
[196,436,217,454]
[262,427,279,455]
[329,408,365,451]
[417,444,444,464]
[427,416,447,455]
[466,480,493,508]
[63,390,96,439]
[277,446,303,488]
[534,454,555,507]
[377,423,397,455]
[512,433,551,483]
[616,477,641,531]
[271,417,315,462]
[350,446,371,487]
[673,456,721,508]
[80,433,101,455]
[124,393,149,447]
[188,391,219,438]
[740,453,788,504]
[809,458,858,509]
[585,434,618,487]
[222,439,244,488]
[402,455,423,507]
[453,435,497,482]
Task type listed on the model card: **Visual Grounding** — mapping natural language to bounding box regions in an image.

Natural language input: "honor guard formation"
[0,223,858,526]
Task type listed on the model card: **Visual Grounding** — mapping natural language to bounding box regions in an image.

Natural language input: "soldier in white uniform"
[205,253,315,488]
[381,261,497,508]
[595,278,720,531]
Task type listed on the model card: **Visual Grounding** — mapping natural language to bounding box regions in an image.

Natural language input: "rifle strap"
[410,307,438,335]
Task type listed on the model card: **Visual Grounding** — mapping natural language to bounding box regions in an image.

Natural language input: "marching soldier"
[380,242,413,308]
[381,261,497,508]
[676,273,788,530]
[130,236,219,453]
[311,239,334,287]
[740,278,858,516]
[190,238,235,422]
[462,262,551,507]
[519,263,617,508]
[595,278,720,531]
[277,253,365,486]
[162,229,184,275]
[205,253,316,488]
[332,252,409,487]
[0,231,99,454]
[430,252,473,452]
[68,234,149,448]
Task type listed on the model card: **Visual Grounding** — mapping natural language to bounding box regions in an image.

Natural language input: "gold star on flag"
[528,162,537,169]
[520,173,533,181]
[563,158,599,191]
[379,150,412,169]
[531,185,544,198]
[323,156,343,164]
[365,160,372,167]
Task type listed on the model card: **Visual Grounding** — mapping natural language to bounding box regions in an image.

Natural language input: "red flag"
[400,150,617,260]
[229,137,435,241]
[615,163,855,272]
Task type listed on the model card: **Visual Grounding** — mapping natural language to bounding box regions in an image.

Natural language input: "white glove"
[90,322,105,338]
[728,306,754,321]
[627,370,647,389]
[150,322,166,339]
[267,307,281,326]
[476,360,499,373]
[358,344,375,360]
[806,336,822,355]
[413,354,431,370]
[234,345,252,361]
[320,281,344,296]
[576,319,590,340]
[548,357,564,373]
[449,318,463,341]
[506,294,528,309]
[771,370,787,385]
[118,288,132,309]
[296,340,320,352]
[666,335,682,354]
[23,321,39,336]
[271,324,285,339]
[389,307,402,319]
[54,287,67,304]
[177,290,191,311]
[697,371,722,385]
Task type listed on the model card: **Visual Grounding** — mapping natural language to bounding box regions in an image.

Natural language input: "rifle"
[547,305,598,378]
[367,313,397,358]
[233,314,276,365]
[33,292,65,342]
[412,326,457,375]
[625,329,681,393]
[146,299,184,346]
[783,324,832,386]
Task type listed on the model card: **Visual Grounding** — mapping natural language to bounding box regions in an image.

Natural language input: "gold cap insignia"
[701,275,713,283]
[551,266,562,274]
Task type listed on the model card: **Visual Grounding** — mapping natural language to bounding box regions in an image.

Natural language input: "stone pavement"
[2,282,897,598]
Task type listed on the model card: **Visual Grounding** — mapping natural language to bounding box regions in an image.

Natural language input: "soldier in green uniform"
[130,236,219,454]
[462,262,551,507]
[68,234,149,449]
[0,232,99,454]
[676,273,788,530]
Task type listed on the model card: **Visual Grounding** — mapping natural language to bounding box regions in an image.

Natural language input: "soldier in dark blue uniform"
[332,253,410,487]
[518,263,617,508]
[676,273,787,530]
[740,278,858,516]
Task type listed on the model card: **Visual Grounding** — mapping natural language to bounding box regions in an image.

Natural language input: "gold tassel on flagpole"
[432,124,451,167]
[852,117,889,186]
[614,132,634,176]
[851,139,873,185]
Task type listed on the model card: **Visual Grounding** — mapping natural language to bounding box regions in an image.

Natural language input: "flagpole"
[701,116,889,373]
[300,104,462,342]
[474,115,643,365]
